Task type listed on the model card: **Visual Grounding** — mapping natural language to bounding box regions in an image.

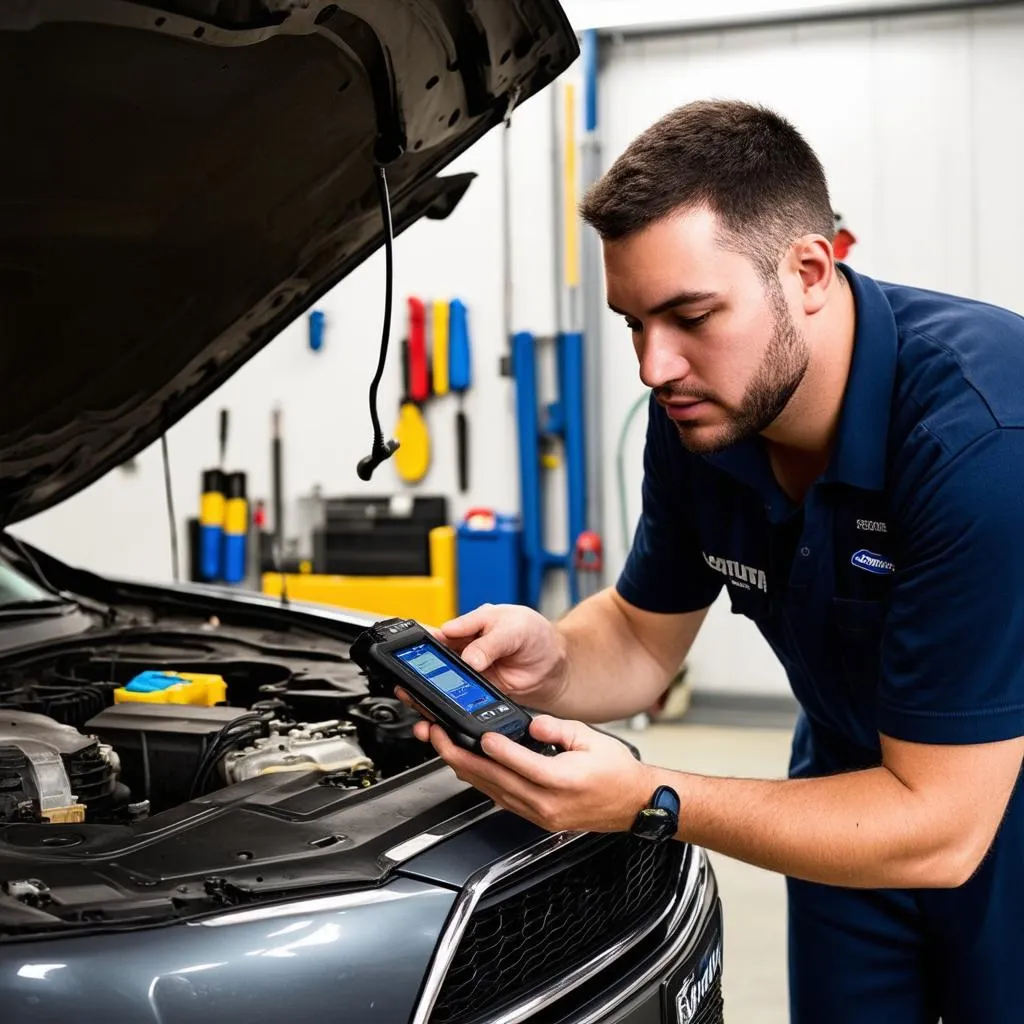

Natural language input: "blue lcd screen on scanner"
[394,642,498,714]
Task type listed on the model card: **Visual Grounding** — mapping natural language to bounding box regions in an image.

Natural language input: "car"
[0,2,724,1022]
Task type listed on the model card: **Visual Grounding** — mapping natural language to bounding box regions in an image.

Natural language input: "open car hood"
[0,0,578,524]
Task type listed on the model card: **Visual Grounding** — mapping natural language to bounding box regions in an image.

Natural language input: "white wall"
[16,3,1024,695]
[561,0,996,32]
[598,4,1024,693]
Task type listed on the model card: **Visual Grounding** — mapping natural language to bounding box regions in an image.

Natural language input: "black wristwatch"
[630,785,680,842]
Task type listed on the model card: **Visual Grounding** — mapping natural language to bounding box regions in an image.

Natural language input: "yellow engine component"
[44,803,86,824]
[114,671,228,707]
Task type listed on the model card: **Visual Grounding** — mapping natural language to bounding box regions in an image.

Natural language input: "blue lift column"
[512,331,545,611]
[558,329,587,606]
[512,330,588,610]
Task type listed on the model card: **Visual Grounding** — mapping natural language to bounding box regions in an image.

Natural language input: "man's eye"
[624,317,642,332]
[676,312,711,329]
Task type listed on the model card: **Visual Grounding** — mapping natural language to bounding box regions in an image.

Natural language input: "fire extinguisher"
[833,212,857,262]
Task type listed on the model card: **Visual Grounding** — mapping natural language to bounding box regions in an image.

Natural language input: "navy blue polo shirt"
[618,264,1024,775]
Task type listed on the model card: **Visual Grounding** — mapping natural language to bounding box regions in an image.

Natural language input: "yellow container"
[200,491,225,526]
[114,671,228,707]
[224,496,248,534]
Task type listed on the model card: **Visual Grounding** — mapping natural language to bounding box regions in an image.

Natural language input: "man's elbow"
[917,830,994,889]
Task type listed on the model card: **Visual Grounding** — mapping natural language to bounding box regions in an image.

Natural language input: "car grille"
[428,833,681,1024]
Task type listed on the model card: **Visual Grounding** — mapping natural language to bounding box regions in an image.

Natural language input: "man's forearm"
[655,764,978,890]
[543,589,689,724]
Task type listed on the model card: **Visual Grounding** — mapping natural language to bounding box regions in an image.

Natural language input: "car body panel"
[0,876,455,1022]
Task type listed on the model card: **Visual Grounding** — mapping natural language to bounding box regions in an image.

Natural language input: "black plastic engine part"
[0,747,40,823]
[84,703,251,813]
[66,741,133,820]
[347,697,430,776]
[0,678,119,732]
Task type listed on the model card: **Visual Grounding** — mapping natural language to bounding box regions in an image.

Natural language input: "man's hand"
[430,604,571,714]
[430,594,709,724]
[413,711,655,835]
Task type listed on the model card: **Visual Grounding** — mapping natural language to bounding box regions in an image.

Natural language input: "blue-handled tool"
[449,299,471,391]
[449,299,472,492]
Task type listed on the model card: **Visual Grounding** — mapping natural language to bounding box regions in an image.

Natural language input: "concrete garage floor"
[614,722,795,1024]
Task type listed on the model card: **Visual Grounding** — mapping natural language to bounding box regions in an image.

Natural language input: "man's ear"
[790,236,835,315]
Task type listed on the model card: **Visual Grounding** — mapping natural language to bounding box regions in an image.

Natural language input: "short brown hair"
[580,100,835,280]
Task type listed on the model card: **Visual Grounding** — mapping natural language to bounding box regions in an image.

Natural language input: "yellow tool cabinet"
[261,526,457,626]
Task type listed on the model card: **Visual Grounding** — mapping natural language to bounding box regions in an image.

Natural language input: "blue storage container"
[456,511,523,614]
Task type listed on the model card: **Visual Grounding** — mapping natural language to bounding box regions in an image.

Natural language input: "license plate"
[662,907,724,1023]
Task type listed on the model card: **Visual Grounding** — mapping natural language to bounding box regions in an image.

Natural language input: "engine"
[221,719,374,786]
[0,642,430,822]
[0,710,134,825]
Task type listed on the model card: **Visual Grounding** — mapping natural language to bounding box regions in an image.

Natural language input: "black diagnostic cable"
[356,166,401,481]
[160,433,180,583]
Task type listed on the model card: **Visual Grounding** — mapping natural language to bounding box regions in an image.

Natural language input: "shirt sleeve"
[615,397,724,614]
[878,427,1024,744]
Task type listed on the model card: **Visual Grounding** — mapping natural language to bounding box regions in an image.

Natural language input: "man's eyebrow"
[607,291,719,318]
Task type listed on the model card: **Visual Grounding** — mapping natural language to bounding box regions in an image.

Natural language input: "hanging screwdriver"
[449,299,472,493]
[219,408,229,468]
[433,299,450,398]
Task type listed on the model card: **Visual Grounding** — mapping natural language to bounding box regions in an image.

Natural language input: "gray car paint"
[0,877,454,1022]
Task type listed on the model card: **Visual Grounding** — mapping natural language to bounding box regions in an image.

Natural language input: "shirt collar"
[823,263,898,491]
[703,263,898,498]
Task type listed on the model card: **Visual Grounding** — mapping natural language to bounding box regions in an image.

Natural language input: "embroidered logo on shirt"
[703,553,767,592]
[856,519,888,533]
[851,549,895,575]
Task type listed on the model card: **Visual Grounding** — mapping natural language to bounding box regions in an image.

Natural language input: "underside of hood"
[0,0,578,523]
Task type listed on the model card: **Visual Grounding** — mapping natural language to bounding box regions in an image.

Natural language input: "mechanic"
[405,100,1024,1023]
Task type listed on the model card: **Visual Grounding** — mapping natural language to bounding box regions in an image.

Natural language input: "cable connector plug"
[357,437,400,481]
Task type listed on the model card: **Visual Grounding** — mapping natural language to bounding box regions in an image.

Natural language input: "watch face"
[632,806,676,842]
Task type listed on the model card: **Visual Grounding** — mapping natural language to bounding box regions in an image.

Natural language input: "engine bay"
[0,620,431,826]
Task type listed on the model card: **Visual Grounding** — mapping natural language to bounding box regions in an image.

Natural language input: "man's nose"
[638,330,690,389]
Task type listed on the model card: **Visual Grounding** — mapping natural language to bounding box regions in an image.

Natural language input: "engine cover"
[0,710,124,823]
[221,719,374,785]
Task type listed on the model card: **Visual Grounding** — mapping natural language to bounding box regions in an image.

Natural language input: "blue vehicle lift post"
[512,330,587,610]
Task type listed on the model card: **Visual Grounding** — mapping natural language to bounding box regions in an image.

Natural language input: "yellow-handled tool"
[432,299,450,397]
[394,297,431,483]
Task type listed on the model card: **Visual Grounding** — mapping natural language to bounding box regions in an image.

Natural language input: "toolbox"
[311,495,448,577]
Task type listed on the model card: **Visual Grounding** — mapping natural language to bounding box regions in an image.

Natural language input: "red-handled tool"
[394,297,431,483]
[407,297,430,403]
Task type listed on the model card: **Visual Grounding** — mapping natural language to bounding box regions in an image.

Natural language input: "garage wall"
[15,3,1024,695]
[597,4,1024,693]
[560,0,1012,32]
